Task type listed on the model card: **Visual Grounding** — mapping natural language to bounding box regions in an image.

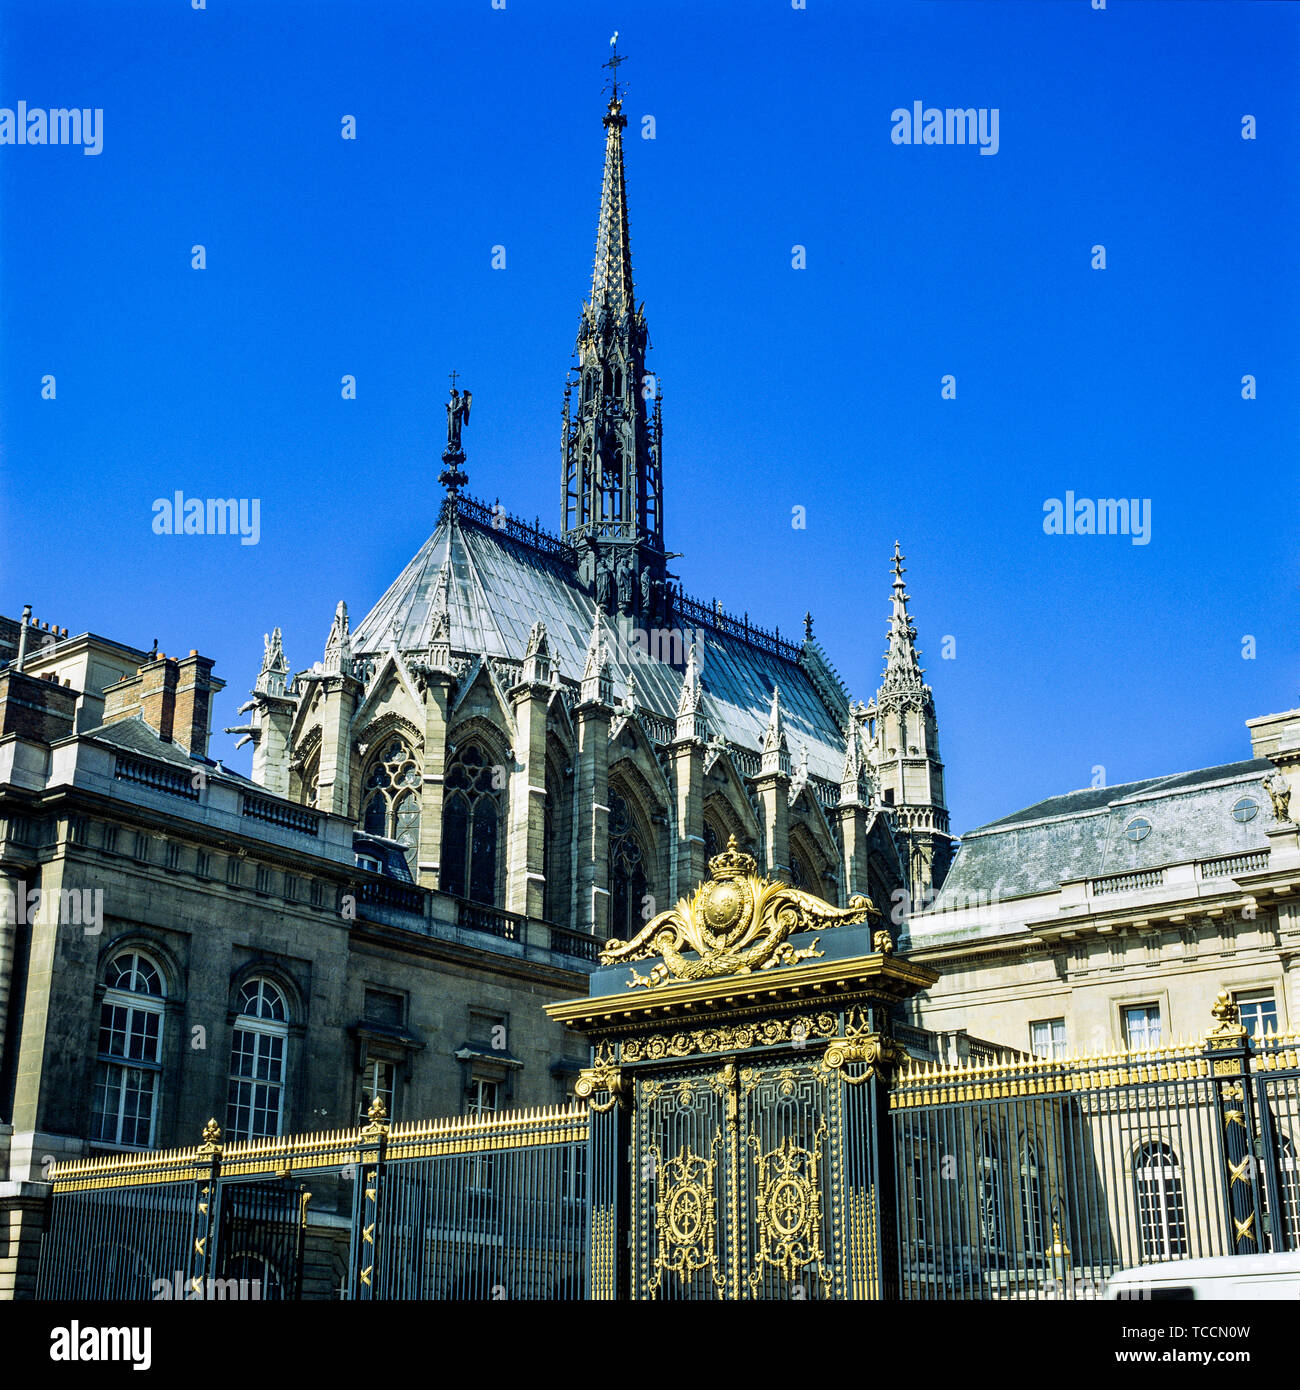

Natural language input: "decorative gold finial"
[200,1119,222,1153]
[363,1096,390,1134]
[1208,988,1246,1040]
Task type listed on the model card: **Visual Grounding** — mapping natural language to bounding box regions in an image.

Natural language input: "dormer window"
[1232,796,1259,824]
[1125,816,1152,843]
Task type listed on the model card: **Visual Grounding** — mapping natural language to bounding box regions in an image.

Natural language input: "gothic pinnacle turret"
[868,542,953,905]
[881,540,923,691]
[562,40,667,619]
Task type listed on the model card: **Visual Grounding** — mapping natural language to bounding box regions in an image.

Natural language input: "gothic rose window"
[361,737,422,871]
[441,743,500,905]
[608,787,649,937]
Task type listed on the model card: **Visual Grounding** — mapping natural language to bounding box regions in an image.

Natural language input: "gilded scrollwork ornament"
[576,1044,626,1112]
[601,836,878,989]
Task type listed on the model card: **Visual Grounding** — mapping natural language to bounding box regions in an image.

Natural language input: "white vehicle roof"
[1107,1253,1300,1284]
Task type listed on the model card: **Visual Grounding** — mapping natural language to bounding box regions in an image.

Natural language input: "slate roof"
[82,716,255,783]
[930,758,1277,906]
[349,510,851,787]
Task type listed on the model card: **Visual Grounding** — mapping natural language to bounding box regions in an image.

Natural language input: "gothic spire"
[590,62,636,320]
[562,41,666,596]
[881,540,923,690]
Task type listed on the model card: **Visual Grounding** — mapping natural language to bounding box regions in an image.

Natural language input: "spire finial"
[881,541,922,687]
[603,33,627,104]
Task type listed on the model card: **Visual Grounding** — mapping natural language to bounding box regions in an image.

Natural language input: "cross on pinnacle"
[603,34,628,101]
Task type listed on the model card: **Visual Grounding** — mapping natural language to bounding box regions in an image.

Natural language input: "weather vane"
[602,32,627,101]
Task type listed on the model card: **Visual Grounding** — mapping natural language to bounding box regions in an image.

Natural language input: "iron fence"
[889,1024,1300,1299]
[37,1104,589,1301]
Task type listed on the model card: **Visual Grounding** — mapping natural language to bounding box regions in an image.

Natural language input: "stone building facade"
[902,708,1300,1061]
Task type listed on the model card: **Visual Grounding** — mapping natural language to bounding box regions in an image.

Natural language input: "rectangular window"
[1123,1004,1162,1050]
[226,858,242,887]
[165,842,181,871]
[196,850,210,879]
[1029,1018,1067,1060]
[91,1001,162,1148]
[1234,989,1279,1039]
[467,1077,499,1190]
[227,1026,285,1141]
[359,1058,397,1123]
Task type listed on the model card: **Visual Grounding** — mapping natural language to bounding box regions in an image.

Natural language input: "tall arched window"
[361,737,421,870]
[978,1130,1006,1252]
[92,950,165,1148]
[608,788,650,937]
[703,820,721,864]
[1018,1142,1045,1255]
[441,743,500,905]
[227,978,289,1141]
[1135,1142,1188,1259]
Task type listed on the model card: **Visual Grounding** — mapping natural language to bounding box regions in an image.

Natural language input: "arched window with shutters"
[608,787,651,938]
[978,1129,1007,1252]
[227,978,290,1141]
[441,743,501,905]
[1135,1141,1188,1259]
[1018,1141,1045,1255]
[361,737,421,871]
[92,950,166,1148]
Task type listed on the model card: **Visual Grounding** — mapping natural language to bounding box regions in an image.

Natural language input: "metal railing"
[37,1105,589,1301]
[890,1021,1300,1299]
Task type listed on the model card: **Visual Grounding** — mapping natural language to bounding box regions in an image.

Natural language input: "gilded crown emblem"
[601,835,879,989]
[708,834,756,880]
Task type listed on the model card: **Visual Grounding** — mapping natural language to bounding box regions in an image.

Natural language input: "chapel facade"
[238,71,955,945]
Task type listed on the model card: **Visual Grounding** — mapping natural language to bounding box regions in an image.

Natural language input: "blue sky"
[1,0,1296,834]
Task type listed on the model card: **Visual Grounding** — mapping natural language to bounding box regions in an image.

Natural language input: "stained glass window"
[361,738,422,872]
[609,788,650,936]
[441,744,500,905]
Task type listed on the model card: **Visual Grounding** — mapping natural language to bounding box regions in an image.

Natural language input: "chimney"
[174,650,224,758]
[104,654,180,742]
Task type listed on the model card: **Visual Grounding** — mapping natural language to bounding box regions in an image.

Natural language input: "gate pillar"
[1204,991,1263,1254]
[549,836,936,1300]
